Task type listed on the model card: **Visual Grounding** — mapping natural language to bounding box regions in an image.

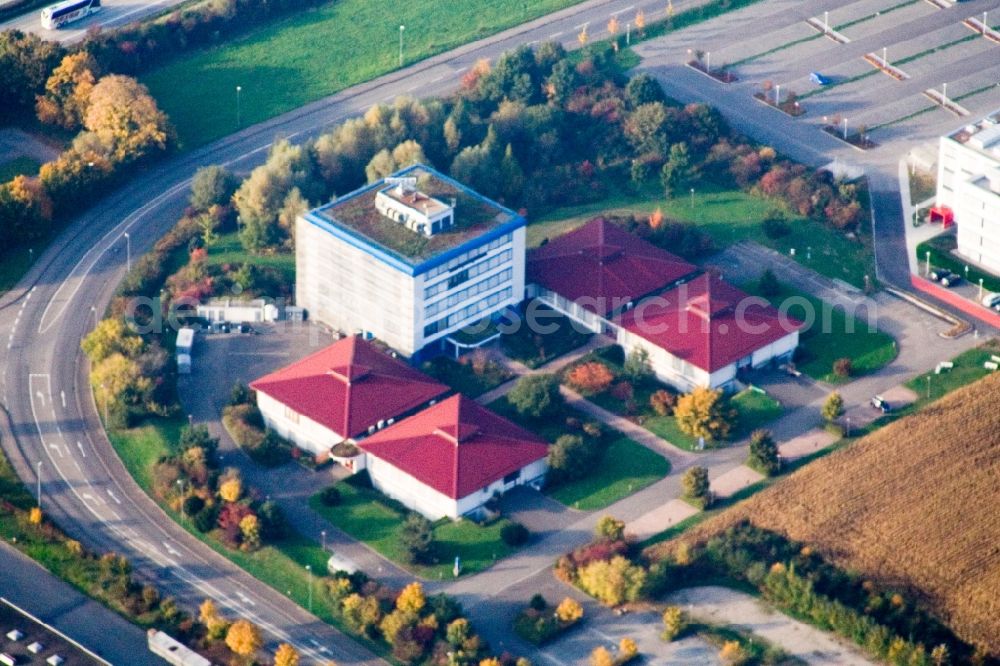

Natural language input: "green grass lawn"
[309,477,515,579]
[917,233,1000,294]
[636,388,782,450]
[904,340,1000,406]
[0,155,41,182]
[107,415,186,490]
[205,231,295,280]
[489,394,669,508]
[501,305,592,369]
[547,436,669,510]
[743,282,896,383]
[141,0,584,148]
[528,183,876,288]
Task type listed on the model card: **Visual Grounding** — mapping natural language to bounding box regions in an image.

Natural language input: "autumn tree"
[650,389,675,416]
[576,556,646,606]
[274,643,300,666]
[747,429,780,476]
[567,361,615,394]
[341,593,381,635]
[398,513,433,563]
[681,466,711,508]
[547,434,598,482]
[364,140,427,182]
[36,52,99,129]
[674,387,734,441]
[199,598,229,639]
[822,392,844,422]
[0,30,64,118]
[594,515,625,542]
[218,471,243,503]
[555,597,583,623]
[225,619,262,657]
[620,637,638,659]
[590,646,614,666]
[719,640,746,664]
[190,165,238,211]
[84,75,171,164]
[90,352,152,428]
[507,374,563,419]
[624,102,668,157]
[239,514,261,550]
[661,606,684,641]
[396,582,426,613]
[81,318,143,363]
[833,357,853,378]
[28,506,43,525]
[660,142,692,196]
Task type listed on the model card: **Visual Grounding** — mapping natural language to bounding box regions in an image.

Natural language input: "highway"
[0,0,189,45]
[0,0,702,662]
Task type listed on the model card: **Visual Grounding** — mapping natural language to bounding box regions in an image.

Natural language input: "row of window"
[424,268,513,318]
[423,287,512,338]
[424,248,512,299]
[423,233,513,281]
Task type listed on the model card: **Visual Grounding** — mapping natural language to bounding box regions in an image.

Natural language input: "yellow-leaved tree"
[198,598,228,639]
[81,318,143,363]
[590,646,614,666]
[28,507,43,525]
[674,386,735,441]
[555,597,583,624]
[84,75,171,164]
[218,475,242,503]
[274,643,300,666]
[36,52,99,130]
[225,619,262,657]
[396,581,426,613]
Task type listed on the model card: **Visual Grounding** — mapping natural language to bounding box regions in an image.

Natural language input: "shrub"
[822,392,844,422]
[661,606,685,641]
[507,375,563,419]
[833,357,853,378]
[555,597,584,623]
[547,434,600,482]
[681,466,711,508]
[747,429,780,476]
[594,515,625,542]
[576,556,646,606]
[567,361,615,394]
[398,513,434,564]
[649,389,675,416]
[529,594,547,611]
[319,486,342,507]
[758,268,781,297]
[500,522,530,547]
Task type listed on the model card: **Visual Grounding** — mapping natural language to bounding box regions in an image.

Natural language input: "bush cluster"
[512,595,583,645]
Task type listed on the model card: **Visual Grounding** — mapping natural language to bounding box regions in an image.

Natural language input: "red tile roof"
[359,395,549,499]
[527,217,696,316]
[249,336,449,440]
[618,274,802,373]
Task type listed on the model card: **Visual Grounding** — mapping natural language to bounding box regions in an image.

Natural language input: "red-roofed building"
[249,336,449,455]
[359,395,549,519]
[527,217,696,332]
[617,274,801,391]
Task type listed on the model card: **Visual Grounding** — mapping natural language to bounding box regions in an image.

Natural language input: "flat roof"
[0,600,105,666]
[305,164,523,271]
[946,108,1000,156]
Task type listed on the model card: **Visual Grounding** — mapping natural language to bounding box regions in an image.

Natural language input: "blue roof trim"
[305,164,525,276]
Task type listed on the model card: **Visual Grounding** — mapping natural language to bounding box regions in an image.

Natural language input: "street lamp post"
[177,479,186,520]
[626,21,631,45]
[823,10,828,33]
[843,117,848,140]
[91,305,97,328]
[979,278,985,300]
[236,86,242,127]
[984,11,988,34]
[28,248,33,264]
[882,46,887,66]
[305,564,313,612]
[925,251,931,276]
[123,232,130,273]
[926,375,931,399]
[36,461,43,511]
[706,50,711,74]
[321,530,327,553]
[846,416,850,438]
[689,187,695,207]
[774,83,780,106]
[399,25,405,67]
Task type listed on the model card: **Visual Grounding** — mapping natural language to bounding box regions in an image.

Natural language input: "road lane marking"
[106,489,122,505]
[77,441,87,458]
[60,391,66,408]
[48,443,64,459]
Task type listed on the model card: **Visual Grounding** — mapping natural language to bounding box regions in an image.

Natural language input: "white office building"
[937,110,1000,274]
[296,165,526,359]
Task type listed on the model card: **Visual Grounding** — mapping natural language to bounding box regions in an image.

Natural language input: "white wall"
[256,392,344,456]
[954,176,1000,274]
[365,455,548,520]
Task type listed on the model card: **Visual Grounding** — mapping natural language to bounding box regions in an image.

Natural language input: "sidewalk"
[476,336,608,405]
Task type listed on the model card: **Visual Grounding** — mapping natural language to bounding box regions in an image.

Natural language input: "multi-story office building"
[296,164,526,358]
[937,110,1000,274]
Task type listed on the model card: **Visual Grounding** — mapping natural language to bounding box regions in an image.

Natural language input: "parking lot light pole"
[823,10,828,33]
[706,51,711,74]
[843,117,848,140]
[925,251,931,275]
[984,12,988,34]
[305,564,313,612]
[236,85,242,127]
[926,375,931,399]
[123,232,130,272]
[321,529,327,553]
[690,187,695,207]
[36,461,43,511]
[979,278,985,300]
[774,83,780,105]
[882,46,887,66]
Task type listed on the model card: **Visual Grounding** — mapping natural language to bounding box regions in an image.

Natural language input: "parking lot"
[635,0,1000,162]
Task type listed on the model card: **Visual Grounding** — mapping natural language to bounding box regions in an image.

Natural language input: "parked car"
[870,396,891,413]
[941,273,962,287]
[982,293,1000,308]
[810,72,831,86]
[928,268,953,282]
[238,323,254,334]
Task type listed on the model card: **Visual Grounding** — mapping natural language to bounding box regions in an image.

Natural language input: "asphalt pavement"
[0,542,159,665]
[0,0,736,663]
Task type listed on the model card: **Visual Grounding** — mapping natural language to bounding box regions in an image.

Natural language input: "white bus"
[40,0,100,29]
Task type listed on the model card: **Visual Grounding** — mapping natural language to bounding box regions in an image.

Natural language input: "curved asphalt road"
[1,0,191,45]
[0,0,692,662]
